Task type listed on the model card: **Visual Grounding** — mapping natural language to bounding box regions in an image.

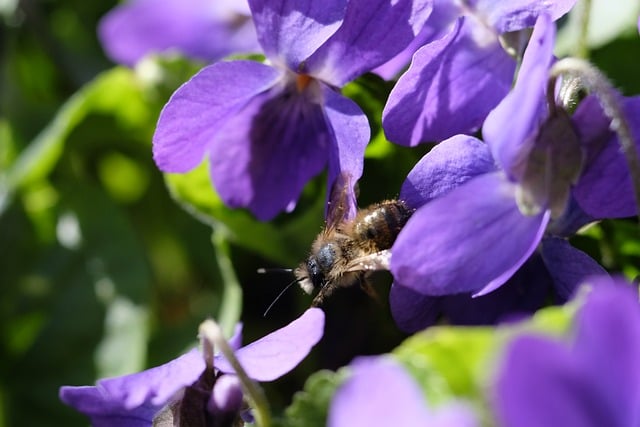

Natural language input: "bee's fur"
[295,199,414,306]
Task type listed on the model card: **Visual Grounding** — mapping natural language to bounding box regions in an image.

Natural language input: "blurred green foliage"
[0,1,639,427]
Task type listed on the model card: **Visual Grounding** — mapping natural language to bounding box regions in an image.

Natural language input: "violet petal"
[477,0,576,33]
[306,0,433,86]
[389,283,442,333]
[382,17,514,145]
[98,0,259,66]
[540,237,607,300]
[59,386,159,427]
[327,356,432,427]
[483,14,554,180]
[400,134,497,208]
[97,348,205,409]
[208,82,330,220]
[248,0,347,69]
[153,60,283,173]
[322,86,370,221]
[391,172,549,296]
[391,253,554,332]
[494,335,605,427]
[329,356,478,427]
[215,308,324,382]
[573,282,640,426]
[572,95,640,219]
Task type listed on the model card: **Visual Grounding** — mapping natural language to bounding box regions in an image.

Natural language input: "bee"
[295,175,414,306]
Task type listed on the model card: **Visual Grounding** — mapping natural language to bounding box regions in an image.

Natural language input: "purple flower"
[98,0,260,67]
[382,0,576,145]
[153,0,433,220]
[494,277,640,427]
[328,356,478,427]
[60,308,324,426]
[387,135,605,332]
[386,14,639,329]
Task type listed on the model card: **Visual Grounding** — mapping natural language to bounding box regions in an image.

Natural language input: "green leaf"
[95,297,150,378]
[1,67,152,201]
[279,369,349,427]
[164,162,324,265]
[393,327,496,406]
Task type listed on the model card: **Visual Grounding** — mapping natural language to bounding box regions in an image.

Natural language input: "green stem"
[576,0,592,59]
[550,58,640,223]
[199,319,272,427]
[211,228,243,338]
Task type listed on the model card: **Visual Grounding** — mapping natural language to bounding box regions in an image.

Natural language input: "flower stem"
[199,319,272,427]
[550,57,640,223]
[211,229,243,338]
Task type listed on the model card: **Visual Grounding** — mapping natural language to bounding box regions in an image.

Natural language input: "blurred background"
[1,0,639,426]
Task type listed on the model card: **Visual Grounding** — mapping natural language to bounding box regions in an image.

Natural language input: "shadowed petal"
[390,254,554,332]
[59,386,159,427]
[383,18,514,146]
[98,0,259,66]
[477,0,576,33]
[215,308,325,381]
[389,283,441,333]
[248,0,347,69]
[540,237,607,300]
[400,135,496,208]
[323,86,370,221]
[494,336,607,427]
[208,82,330,220]
[153,61,283,173]
[483,14,554,179]
[306,0,433,86]
[572,95,640,219]
[391,172,549,296]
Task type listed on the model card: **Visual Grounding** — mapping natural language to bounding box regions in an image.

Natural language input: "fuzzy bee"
[295,176,414,306]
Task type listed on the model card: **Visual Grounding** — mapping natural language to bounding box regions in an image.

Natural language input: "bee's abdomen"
[352,200,414,250]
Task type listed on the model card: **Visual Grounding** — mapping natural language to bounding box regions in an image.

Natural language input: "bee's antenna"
[263,278,300,318]
[257,268,293,274]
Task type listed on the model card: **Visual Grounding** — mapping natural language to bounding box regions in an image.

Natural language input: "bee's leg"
[359,273,383,306]
[311,283,336,307]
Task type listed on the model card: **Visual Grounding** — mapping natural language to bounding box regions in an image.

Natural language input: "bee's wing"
[325,172,359,230]
[345,250,391,272]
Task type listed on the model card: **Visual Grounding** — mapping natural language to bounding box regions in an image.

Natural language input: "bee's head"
[295,243,337,295]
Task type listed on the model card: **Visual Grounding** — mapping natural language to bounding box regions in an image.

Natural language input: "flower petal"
[573,281,640,426]
[208,81,331,220]
[382,18,515,146]
[399,135,496,208]
[540,237,607,300]
[494,335,606,427]
[215,308,325,381]
[248,0,347,69]
[306,0,433,86]
[97,348,205,409]
[391,172,549,296]
[390,254,554,332]
[572,95,640,219]
[322,86,370,221]
[389,283,441,333]
[153,60,283,173]
[59,386,159,427]
[327,356,432,427]
[476,0,576,33]
[98,0,259,66]
[483,14,554,179]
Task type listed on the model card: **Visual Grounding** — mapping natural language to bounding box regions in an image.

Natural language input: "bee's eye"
[307,257,323,289]
[317,244,335,270]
